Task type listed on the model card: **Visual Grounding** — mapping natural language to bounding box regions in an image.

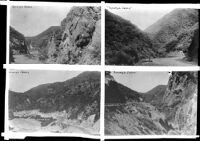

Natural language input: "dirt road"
[136,55,197,66]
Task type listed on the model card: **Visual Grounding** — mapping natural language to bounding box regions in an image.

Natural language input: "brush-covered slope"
[105,10,157,65]
[10,26,29,62]
[9,71,100,121]
[142,85,167,107]
[105,72,143,104]
[145,9,199,54]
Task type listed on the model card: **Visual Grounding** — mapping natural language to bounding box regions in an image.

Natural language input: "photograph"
[9,5,101,64]
[8,70,100,135]
[105,71,198,135]
[105,6,199,66]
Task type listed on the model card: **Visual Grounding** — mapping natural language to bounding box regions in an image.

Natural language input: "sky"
[112,72,170,93]
[107,6,175,30]
[9,70,82,93]
[10,6,71,37]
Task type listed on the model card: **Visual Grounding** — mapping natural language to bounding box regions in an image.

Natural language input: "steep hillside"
[187,28,199,62]
[10,26,29,62]
[105,10,157,65]
[142,85,167,107]
[105,72,143,104]
[145,9,199,55]
[9,71,100,122]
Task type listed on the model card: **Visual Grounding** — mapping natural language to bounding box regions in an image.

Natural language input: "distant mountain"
[26,26,62,61]
[26,26,61,49]
[142,85,167,107]
[105,10,157,65]
[9,71,100,122]
[145,8,199,55]
[10,26,29,62]
[105,72,142,104]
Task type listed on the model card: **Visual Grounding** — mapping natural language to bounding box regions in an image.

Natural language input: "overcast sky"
[107,7,175,30]
[9,70,82,93]
[112,72,170,93]
[10,6,71,37]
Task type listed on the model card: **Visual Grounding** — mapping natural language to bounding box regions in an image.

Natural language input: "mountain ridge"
[9,71,100,121]
[145,8,199,55]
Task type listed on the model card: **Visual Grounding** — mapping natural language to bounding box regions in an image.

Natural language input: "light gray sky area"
[10,6,71,37]
[9,70,82,93]
[112,72,170,93]
[108,7,175,30]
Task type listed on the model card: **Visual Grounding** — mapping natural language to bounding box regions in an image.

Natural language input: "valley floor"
[9,118,97,134]
[12,50,43,64]
[9,110,99,135]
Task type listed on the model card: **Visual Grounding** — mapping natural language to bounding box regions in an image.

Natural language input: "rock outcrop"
[105,10,157,65]
[187,28,199,62]
[161,72,198,135]
[54,6,101,64]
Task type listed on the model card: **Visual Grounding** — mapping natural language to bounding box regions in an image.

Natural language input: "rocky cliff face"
[9,71,100,122]
[187,28,199,62]
[10,26,29,56]
[105,10,157,65]
[46,6,101,64]
[161,72,198,135]
[145,9,199,55]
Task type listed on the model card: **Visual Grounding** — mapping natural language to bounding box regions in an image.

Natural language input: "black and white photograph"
[10,5,101,64]
[8,70,100,135]
[1,2,200,140]
[105,71,198,135]
[105,6,199,66]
